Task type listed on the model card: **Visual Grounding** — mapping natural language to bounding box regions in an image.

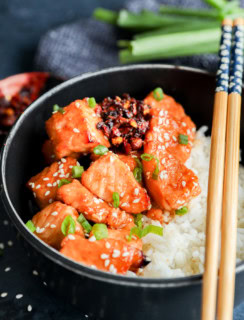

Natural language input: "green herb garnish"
[26,220,36,233]
[88,97,97,108]
[133,167,142,183]
[72,166,84,178]
[128,223,163,241]
[58,179,71,188]
[92,223,108,240]
[53,104,65,114]
[175,206,188,215]
[61,215,76,236]
[153,87,164,101]
[178,134,189,145]
[134,213,143,229]
[112,192,120,208]
[93,145,109,156]
[141,153,154,161]
[77,213,92,233]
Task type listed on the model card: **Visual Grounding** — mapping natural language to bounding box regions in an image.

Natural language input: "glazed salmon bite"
[26,89,202,275]
[46,98,110,159]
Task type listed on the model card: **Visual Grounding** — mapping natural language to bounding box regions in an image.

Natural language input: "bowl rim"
[1,63,244,288]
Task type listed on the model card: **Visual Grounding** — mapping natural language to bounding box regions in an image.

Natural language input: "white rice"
[141,126,244,278]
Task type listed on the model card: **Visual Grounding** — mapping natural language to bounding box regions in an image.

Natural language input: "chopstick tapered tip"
[222,19,233,27]
[234,18,244,26]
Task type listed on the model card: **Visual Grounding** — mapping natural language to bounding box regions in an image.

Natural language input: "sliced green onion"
[152,157,159,180]
[178,134,189,145]
[134,213,143,229]
[133,167,142,183]
[77,213,92,233]
[175,206,188,215]
[26,220,36,233]
[61,215,76,236]
[128,226,141,241]
[58,179,71,188]
[53,104,65,114]
[141,153,154,161]
[141,225,163,237]
[92,223,108,240]
[93,8,118,25]
[88,97,97,108]
[93,144,109,156]
[112,192,120,208]
[135,158,143,169]
[153,87,164,101]
[72,166,84,178]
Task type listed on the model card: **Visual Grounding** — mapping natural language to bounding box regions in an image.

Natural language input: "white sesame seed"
[52,182,57,187]
[59,174,65,178]
[121,203,128,207]
[73,128,80,133]
[67,234,75,240]
[182,181,186,187]
[27,305,32,312]
[61,158,66,163]
[45,191,50,196]
[48,199,53,204]
[47,183,52,187]
[7,240,13,247]
[36,227,45,234]
[158,136,163,143]
[101,254,109,260]
[32,270,38,276]
[35,184,41,189]
[65,173,70,178]
[4,267,11,272]
[69,165,73,169]
[173,136,177,141]
[132,198,140,203]
[158,118,163,125]
[112,250,120,258]
[0,243,4,250]
[45,223,50,228]
[51,211,58,216]
[120,192,125,197]
[43,281,47,286]
[50,224,56,229]
[1,292,8,298]
[182,122,186,127]
[89,236,96,242]
[53,172,58,177]
[122,251,130,257]
[16,294,23,300]
[105,242,111,249]
[109,264,117,274]
[134,188,139,196]
[112,211,118,218]
[33,192,36,198]
[104,259,110,267]
[165,142,169,148]
[43,177,49,181]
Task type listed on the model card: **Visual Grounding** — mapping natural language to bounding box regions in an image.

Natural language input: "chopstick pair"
[202,18,244,320]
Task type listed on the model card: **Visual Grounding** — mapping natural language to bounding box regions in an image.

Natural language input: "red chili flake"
[96,94,151,153]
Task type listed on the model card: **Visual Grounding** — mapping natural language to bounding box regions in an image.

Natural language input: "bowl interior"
[2,64,244,279]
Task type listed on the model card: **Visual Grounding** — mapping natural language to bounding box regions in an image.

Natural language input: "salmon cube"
[144,92,185,120]
[145,108,196,163]
[32,201,83,249]
[143,140,201,211]
[60,235,138,275]
[56,179,133,229]
[46,99,110,159]
[27,157,78,208]
[91,152,139,172]
[42,140,80,165]
[82,152,151,214]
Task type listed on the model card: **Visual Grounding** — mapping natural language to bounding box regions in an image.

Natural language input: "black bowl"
[1,65,244,320]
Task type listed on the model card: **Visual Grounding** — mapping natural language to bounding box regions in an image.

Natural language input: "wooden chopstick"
[201,19,233,320]
[217,18,244,320]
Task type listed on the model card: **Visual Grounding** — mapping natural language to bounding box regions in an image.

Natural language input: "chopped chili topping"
[96,94,151,153]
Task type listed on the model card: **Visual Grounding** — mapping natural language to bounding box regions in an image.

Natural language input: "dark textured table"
[0,1,244,319]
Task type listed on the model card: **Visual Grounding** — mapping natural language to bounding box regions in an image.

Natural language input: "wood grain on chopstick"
[217,18,244,320]
[201,19,233,320]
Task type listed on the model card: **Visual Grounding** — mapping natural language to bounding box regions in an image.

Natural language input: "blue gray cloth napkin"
[35,0,238,79]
